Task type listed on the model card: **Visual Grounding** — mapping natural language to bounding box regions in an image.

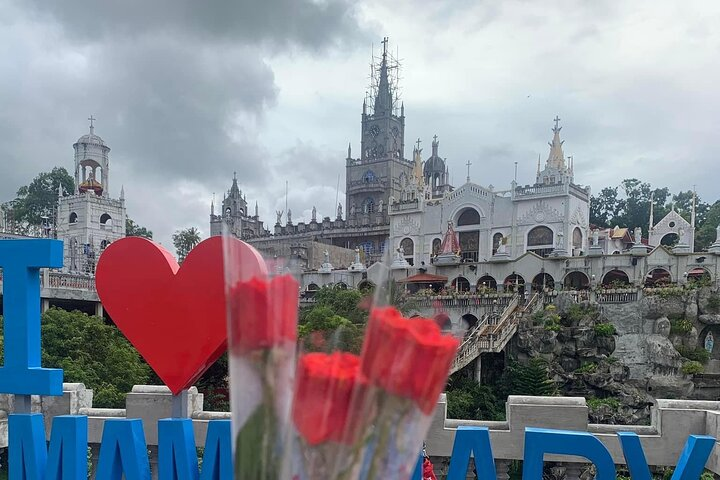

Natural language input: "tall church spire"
[374,37,393,116]
[546,115,566,170]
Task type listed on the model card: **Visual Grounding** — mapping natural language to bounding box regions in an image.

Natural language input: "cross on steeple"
[433,134,438,143]
[381,37,389,57]
[466,160,472,183]
[415,138,421,151]
[88,115,96,134]
[553,115,561,131]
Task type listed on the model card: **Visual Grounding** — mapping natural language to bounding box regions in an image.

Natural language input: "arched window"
[503,274,526,293]
[602,269,630,287]
[573,227,583,253]
[432,238,442,256]
[400,237,414,266]
[477,275,497,292]
[100,213,112,227]
[492,232,504,255]
[69,212,78,224]
[531,273,555,291]
[661,233,679,247]
[564,271,590,290]
[100,240,110,250]
[452,276,470,292]
[527,226,554,257]
[645,268,671,286]
[457,208,481,226]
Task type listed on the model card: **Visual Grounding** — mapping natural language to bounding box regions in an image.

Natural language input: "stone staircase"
[450,293,542,374]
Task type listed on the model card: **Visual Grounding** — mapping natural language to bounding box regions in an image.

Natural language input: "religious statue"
[388,195,395,206]
[378,199,384,213]
[275,210,283,225]
[397,245,405,259]
[337,203,343,219]
[350,203,356,216]
[496,236,507,255]
[287,209,292,224]
[324,249,330,264]
[311,206,317,222]
[705,331,715,354]
[592,229,599,246]
[678,226,685,239]
[634,227,642,244]
[556,231,564,248]
[354,247,361,265]
[716,224,720,244]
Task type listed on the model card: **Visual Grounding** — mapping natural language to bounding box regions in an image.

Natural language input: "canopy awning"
[397,273,448,284]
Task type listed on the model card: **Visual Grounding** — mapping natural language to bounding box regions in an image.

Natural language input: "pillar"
[41,299,50,313]
[495,459,510,480]
[94,303,104,318]
[474,355,482,383]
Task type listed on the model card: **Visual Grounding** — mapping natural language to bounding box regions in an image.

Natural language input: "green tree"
[0,309,151,408]
[500,359,557,397]
[446,375,503,420]
[7,167,74,228]
[172,227,201,263]
[195,354,229,411]
[312,286,367,324]
[589,186,621,227]
[125,218,153,239]
[697,201,720,251]
[298,305,364,354]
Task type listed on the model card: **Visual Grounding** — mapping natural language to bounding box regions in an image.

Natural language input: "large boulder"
[654,317,671,337]
[643,295,686,320]
[646,375,694,398]
[698,288,720,315]
[699,314,720,325]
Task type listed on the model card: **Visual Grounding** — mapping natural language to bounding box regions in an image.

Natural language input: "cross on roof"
[415,138,421,150]
[381,37,389,56]
[466,160,472,182]
[433,134,438,143]
[88,115,96,134]
[553,115,561,130]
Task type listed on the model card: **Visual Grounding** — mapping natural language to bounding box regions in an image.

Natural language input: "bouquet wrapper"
[223,236,299,479]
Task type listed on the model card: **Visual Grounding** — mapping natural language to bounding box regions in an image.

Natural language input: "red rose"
[360,307,459,414]
[292,351,366,445]
[228,274,298,353]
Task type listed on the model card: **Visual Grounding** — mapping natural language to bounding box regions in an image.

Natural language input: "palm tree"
[172,227,201,263]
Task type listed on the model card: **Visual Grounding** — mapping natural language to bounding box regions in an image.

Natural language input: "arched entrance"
[688,267,712,284]
[461,313,479,332]
[564,271,590,290]
[531,273,555,292]
[527,226,554,258]
[334,282,348,290]
[602,269,630,287]
[503,274,525,294]
[645,268,672,287]
[452,276,471,292]
[477,275,497,292]
[400,237,414,266]
[357,280,375,291]
[304,283,320,299]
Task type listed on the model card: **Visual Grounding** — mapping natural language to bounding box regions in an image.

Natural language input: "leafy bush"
[676,346,710,364]
[681,361,704,375]
[500,359,557,396]
[575,362,598,374]
[586,397,621,410]
[544,318,561,332]
[670,318,694,335]
[532,310,545,325]
[708,294,720,313]
[655,287,684,298]
[446,376,503,421]
[594,323,617,336]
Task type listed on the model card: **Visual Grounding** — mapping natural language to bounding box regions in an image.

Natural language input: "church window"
[452,276,470,292]
[363,170,376,183]
[459,231,479,262]
[99,213,112,227]
[69,212,78,224]
[457,208,481,226]
[100,240,110,250]
[550,176,556,184]
[400,237,414,266]
[572,227,583,253]
[492,232,504,255]
[527,226,554,257]
[432,238,442,255]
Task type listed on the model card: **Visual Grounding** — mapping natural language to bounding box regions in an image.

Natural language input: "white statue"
[397,245,405,258]
[287,209,292,224]
[678,226,685,239]
[354,247,361,264]
[706,331,715,354]
[556,231,564,248]
[324,249,330,264]
[337,203,343,219]
[634,227,642,244]
[592,229,599,246]
[350,203,356,216]
[275,210,283,224]
[311,206,317,222]
[716,224,720,244]
[496,236,507,254]
[378,199,384,213]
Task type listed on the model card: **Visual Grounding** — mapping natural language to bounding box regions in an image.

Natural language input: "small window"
[100,213,112,226]
[69,212,78,224]
[457,208,481,226]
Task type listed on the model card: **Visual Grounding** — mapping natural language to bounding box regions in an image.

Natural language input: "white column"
[94,303,104,318]
[41,299,50,313]
[474,355,482,383]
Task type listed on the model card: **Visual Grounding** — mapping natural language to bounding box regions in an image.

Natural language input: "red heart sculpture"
[96,236,267,394]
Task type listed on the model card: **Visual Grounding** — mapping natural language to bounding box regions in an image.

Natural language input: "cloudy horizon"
[2,1,719,248]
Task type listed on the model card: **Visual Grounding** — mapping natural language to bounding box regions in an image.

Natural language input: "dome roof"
[78,178,103,195]
[423,155,446,175]
[75,133,106,147]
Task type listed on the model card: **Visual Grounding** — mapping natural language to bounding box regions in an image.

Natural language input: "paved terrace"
[7,384,720,479]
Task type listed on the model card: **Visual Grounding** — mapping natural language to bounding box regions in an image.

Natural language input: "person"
[422,457,437,480]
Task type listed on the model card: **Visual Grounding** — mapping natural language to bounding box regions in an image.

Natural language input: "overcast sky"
[2,1,719,248]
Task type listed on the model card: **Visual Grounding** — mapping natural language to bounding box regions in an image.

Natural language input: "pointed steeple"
[120,185,125,201]
[347,142,352,159]
[431,134,439,156]
[211,193,215,216]
[255,201,259,218]
[374,37,393,116]
[546,115,566,170]
[230,172,240,196]
[537,154,541,176]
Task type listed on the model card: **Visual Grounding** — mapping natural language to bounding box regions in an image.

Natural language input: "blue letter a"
[95,419,150,480]
[446,426,497,480]
[618,431,715,480]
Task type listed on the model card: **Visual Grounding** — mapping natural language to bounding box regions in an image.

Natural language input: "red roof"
[397,273,448,283]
